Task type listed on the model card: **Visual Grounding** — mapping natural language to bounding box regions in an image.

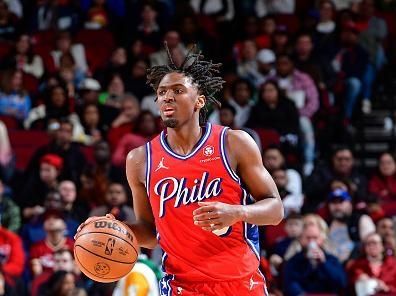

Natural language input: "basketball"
[74,217,139,283]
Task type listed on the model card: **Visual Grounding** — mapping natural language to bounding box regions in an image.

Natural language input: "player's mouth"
[162,106,175,116]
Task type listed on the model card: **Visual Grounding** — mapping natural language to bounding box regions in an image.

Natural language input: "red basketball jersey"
[146,123,261,283]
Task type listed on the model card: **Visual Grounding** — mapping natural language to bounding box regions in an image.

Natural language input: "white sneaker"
[384,116,393,131]
[362,99,371,114]
[303,163,314,176]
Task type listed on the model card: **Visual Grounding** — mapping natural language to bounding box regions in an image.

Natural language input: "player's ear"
[195,95,206,110]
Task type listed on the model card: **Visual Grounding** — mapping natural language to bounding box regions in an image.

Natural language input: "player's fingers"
[106,213,115,219]
[75,216,101,236]
[193,205,216,215]
[202,222,222,231]
[197,219,221,229]
[193,211,218,221]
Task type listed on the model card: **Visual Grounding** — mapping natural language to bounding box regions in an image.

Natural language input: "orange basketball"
[74,217,138,283]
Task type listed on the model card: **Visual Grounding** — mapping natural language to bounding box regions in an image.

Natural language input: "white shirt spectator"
[51,44,88,74]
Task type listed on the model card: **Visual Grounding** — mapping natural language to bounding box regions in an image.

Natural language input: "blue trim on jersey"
[159,274,174,296]
[257,268,269,296]
[219,127,240,183]
[159,123,212,160]
[145,142,151,197]
[241,190,260,260]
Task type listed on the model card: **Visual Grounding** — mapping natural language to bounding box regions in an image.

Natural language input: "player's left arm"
[193,129,284,230]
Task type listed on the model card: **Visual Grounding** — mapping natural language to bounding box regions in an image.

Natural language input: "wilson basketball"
[74,218,139,283]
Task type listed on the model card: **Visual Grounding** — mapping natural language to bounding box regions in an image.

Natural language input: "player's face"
[156,72,204,128]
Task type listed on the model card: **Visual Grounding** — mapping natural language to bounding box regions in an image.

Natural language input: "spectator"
[293,33,328,90]
[126,58,152,100]
[326,188,376,263]
[271,26,293,56]
[0,0,18,41]
[40,270,86,296]
[134,3,162,54]
[236,39,259,84]
[0,69,31,122]
[77,78,118,128]
[58,52,86,92]
[20,192,78,252]
[376,217,396,257]
[269,213,303,278]
[357,0,388,99]
[0,34,44,79]
[283,221,347,296]
[314,0,338,61]
[30,214,74,277]
[51,31,89,75]
[107,94,141,151]
[95,47,129,85]
[33,248,81,296]
[262,146,302,197]
[255,0,295,15]
[272,167,304,215]
[89,182,135,223]
[80,141,123,207]
[252,48,276,88]
[272,54,319,175]
[0,226,25,295]
[305,146,367,210]
[368,152,396,216]
[209,78,255,128]
[26,118,87,184]
[149,30,187,67]
[272,213,304,258]
[22,154,63,220]
[0,120,13,181]
[0,177,21,232]
[77,103,103,145]
[58,180,88,224]
[347,232,396,295]
[24,85,77,130]
[112,111,158,167]
[247,80,300,141]
[98,73,126,109]
[332,21,370,119]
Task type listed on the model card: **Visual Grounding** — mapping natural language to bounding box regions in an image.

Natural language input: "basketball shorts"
[159,270,268,296]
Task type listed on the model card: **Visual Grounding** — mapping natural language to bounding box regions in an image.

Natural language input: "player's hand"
[74,214,115,239]
[192,202,244,232]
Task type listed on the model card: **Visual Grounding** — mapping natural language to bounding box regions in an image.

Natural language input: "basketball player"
[77,45,284,296]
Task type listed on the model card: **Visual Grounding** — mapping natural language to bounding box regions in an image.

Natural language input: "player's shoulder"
[126,145,147,171]
[224,128,261,161]
[225,128,256,146]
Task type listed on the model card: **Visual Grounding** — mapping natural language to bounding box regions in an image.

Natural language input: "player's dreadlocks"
[147,43,225,125]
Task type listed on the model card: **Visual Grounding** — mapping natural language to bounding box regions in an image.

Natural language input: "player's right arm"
[75,146,157,249]
[124,146,157,249]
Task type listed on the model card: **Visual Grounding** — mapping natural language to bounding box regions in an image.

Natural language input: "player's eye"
[158,90,166,96]
[175,88,183,94]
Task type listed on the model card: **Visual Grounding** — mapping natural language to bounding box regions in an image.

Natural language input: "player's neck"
[166,122,203,155]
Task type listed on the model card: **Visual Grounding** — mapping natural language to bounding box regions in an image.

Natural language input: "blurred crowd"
[0,0,395,295]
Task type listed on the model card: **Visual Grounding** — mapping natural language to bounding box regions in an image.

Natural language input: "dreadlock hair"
[146,42,225,125]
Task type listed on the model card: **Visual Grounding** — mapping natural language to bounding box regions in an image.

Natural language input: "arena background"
[0,0,395,295]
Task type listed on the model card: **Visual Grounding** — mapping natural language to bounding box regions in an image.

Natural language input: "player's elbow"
[269,200,284,226]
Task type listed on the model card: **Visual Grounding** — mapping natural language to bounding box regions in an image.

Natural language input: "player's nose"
[164,90,175,102]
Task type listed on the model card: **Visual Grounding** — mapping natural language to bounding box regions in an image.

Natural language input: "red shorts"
[160,270,268,296]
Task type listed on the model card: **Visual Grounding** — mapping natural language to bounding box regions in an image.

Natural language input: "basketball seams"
[74,250,128,283]
[74,244,138,265]
[77,231,137,249]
